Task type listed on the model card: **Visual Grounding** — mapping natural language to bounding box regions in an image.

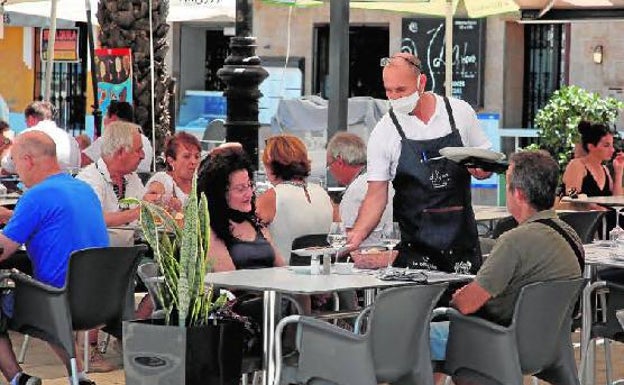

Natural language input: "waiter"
[347,52,492,273]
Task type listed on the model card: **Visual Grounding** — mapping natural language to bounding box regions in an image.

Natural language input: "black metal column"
[327,0,349,141]
[217,0,267,167]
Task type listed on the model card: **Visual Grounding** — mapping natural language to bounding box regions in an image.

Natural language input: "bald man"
[0,131,108,385]
[347,52,491,274]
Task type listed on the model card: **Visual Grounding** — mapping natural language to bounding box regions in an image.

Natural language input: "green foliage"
[122,175,226,328]
[533,85,624,171]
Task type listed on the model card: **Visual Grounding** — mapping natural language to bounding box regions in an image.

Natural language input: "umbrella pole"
[44,0,58,102]
[444,0,453,98]
[85,0,101,137]
[149,0,157,171]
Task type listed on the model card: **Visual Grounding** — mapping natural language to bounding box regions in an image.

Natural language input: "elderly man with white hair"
[77,121,154,245]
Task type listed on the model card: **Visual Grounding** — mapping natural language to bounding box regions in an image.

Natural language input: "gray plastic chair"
[201,118,226,151]
[274,284,447,385]
[558,210,605,244]
[136,261,167,319]
[9,245,146,385]
[442,278,585,385]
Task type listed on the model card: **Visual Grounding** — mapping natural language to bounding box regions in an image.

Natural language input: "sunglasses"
[380,54,422,71]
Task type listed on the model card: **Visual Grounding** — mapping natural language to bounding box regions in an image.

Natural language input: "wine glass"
[381,222,401,271]
[327,222,347,250]
[610,207,624,256]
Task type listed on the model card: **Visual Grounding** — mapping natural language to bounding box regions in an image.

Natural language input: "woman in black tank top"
[197,147,285,271]
[563,121,624,199]
[561,121,624,235]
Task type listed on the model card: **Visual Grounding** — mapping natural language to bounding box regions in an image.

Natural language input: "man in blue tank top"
[0,131,108,385]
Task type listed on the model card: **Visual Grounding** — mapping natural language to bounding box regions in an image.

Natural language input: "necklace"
[275,180,311,203]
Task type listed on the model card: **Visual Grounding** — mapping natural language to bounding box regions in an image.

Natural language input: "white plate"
[289,266,311,275]
[439,147,505,163]
[291,246,335,256]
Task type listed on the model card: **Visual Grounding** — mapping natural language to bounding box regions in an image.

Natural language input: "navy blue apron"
[389,97,481,273]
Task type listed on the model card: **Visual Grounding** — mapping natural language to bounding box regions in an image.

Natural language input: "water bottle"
[310,254,321,275]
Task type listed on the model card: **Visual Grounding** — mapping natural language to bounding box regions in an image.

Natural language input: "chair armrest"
[446,308,509,333]
[444,308,517,379]
[10,269,63,293]
[353,305,372,334]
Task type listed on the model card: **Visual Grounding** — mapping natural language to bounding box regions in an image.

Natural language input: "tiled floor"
[7,329,624,385]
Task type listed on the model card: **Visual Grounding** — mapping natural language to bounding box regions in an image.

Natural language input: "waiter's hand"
[468,167,492,180]
[346,228,367,251]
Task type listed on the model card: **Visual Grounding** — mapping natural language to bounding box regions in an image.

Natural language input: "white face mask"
[388,76,422,115]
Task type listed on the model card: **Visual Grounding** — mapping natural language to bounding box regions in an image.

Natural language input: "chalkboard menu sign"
[401,18,485,108]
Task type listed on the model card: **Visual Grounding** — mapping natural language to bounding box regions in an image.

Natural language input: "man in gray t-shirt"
[430,150,582,364]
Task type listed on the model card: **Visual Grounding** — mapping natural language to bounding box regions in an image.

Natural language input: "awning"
[3,0,235,23]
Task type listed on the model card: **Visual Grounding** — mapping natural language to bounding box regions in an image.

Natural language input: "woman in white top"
[146,132,201,212]
[256,134,333,263]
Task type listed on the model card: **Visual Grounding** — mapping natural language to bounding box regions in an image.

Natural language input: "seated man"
[2,101,81,173]
[77,120,155,247]
[430,150,583,382]
[82,101,154,172]
[326,132,394,246]
[0,131,108,385]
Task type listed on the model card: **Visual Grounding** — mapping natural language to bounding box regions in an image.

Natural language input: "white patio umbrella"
[264,0,520,139]
[4,0,235,169]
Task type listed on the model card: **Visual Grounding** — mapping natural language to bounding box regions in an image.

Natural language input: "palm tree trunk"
[97,0,172,155]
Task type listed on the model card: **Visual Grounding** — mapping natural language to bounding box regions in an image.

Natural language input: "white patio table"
[204,266,473,385]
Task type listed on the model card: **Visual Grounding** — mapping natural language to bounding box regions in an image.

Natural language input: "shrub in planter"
[121,175,248,385]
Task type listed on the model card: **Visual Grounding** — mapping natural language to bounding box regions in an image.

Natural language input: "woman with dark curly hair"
[256,134,333,263]
[198,146,285,271]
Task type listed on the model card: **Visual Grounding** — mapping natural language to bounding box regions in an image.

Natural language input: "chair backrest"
[513,278,584,373]
[492,216,518,239]
[136,261,166,318]
[201,119,226,151]
[369,284,446,382]
[558,211,604,244]
[67,245,145,331]
[290,234,328,266]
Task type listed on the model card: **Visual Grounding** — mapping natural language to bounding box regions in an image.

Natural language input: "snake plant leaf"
[132,174,220,327]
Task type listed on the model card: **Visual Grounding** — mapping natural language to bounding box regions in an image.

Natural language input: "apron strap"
[442,96,458,133]
[534,218,585,270]
[388,108,425,162]
[389,108,408,140]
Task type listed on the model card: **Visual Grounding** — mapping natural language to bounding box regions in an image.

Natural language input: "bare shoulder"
[256,188,276,224]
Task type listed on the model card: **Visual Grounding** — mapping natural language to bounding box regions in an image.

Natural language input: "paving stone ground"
[6,329,624,385]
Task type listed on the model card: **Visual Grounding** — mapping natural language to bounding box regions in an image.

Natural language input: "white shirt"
[146,171,188,205]
[268,182,333,264]
[22,120,81,171]
[367,94,491,182]
[340,171,394,246]
[77,158,146,246]
[84,134,154,172]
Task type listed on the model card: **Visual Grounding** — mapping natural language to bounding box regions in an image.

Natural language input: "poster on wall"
[41,28,80,62]
[94,48,133,120]
[401,18,485,108]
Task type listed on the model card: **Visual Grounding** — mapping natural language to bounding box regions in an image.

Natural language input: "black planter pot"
[123,318,245,385]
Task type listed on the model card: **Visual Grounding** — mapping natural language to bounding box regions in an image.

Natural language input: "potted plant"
[528,85,624,173]
[121,176,246,385]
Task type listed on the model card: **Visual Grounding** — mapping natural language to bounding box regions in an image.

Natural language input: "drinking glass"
[610,207,624,256]
[381,222,401,271]
[327,222,347,250]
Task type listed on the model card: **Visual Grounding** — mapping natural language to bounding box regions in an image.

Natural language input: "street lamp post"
[217,0,267,167]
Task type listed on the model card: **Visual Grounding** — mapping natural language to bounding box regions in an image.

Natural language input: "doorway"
[313,25,389,99]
